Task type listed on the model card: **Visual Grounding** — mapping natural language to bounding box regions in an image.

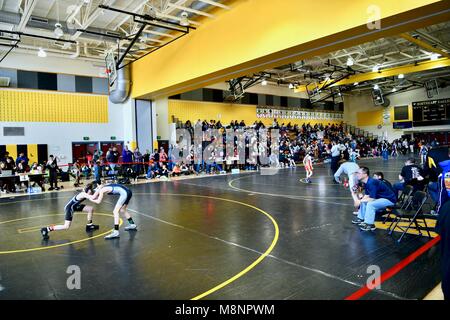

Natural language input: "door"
[72,143,87,164]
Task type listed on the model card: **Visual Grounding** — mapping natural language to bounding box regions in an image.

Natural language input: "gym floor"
[0,157,441,300]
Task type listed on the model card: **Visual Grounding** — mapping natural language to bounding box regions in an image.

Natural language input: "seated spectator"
[30,163,43,174]
[372,172,395,194]
[146,162,159,180]
[393,158,425,196]
[170,163,182,177]
[436,199,450,300]
[352,167,397,231]
[160,164,169,178]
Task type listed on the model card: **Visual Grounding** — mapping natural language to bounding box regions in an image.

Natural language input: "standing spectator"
[409,139,415,154]
[402,139,409,155]
[143,149,151,174]
[122,145,134,174]
[106,147,115,171]
[16,152,29,167]
[93,149,102,163]
[330,140,343,181]
[0,151,10,163]
[159,147,168,168]
[420,142,428,166]
[352,167,397,231]
[93,160,102,184]
[151,149,160,168]
[133,147,143,176]
[86,151,93,168]
[46,155,60,191]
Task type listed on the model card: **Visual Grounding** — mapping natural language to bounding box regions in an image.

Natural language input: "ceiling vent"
[30,16,49,24]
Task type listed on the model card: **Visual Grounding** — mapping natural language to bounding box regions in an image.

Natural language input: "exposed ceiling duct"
[109,63,131,104]
[0,11,120,44]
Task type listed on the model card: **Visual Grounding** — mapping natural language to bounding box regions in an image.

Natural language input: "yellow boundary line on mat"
[132,193,279,300]
[0,213,123,254]
[229,175,352,200]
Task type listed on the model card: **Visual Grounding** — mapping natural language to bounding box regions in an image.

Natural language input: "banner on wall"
[255,107,343,121]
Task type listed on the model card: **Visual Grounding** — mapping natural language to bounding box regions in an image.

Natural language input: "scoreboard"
[412,98,450,127]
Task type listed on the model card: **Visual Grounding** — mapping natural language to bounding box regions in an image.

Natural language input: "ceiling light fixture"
[54,23,64,38]
[346,57,354,66]
[288,83,294,89]
[37,48,47,58]
[430,53,441,61]
[373,84,379,90]
[398,73,404,79]
[354,82,359,86]
[180,11,190,27]
[392,88,397,92]
[261,79,267,86]
[372,65,380,72]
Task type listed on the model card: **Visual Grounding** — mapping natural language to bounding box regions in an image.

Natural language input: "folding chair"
[382,185,414,224]
[387,191,431,243]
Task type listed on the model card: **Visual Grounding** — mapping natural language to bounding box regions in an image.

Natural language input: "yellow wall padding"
[168,100,341,127]
[357,110,383,126]
[0,90,108,123]
[6,145,17,160]
[27,144,38,164]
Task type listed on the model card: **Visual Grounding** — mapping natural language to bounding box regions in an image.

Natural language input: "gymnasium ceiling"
[254,21,450,99]
[0,0,232,67]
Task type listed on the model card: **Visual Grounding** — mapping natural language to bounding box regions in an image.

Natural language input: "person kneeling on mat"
[40,182,99,240]
[87,183,137,239]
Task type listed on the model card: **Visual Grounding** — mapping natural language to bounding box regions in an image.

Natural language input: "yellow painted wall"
[27,144,38,164]
[0,90,108,123]
[169,100,342,127]
[357,110,384,126]
[132,0,445,99]
[6,145,17,160]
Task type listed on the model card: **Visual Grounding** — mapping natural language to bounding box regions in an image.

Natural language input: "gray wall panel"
[136,100,153,154]
[57,74,76,92]
[92,77,109,94]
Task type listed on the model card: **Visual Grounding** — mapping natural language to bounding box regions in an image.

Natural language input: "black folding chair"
[387,191,431,243]
[382,185,414,224]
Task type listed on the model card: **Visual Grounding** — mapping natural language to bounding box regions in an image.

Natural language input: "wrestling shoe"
[351,218,364,225]
[360,223,376,231]
[86,224,100,231]
[104,230,120,239]
[124,224,137,231]
[41,227,49,240]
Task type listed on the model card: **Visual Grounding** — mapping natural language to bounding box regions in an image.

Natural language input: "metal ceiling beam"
[414,29,450,52]
[0,29,77,43]
[70,0,117,41]
[400,32,450,58]
[295,57,450,92]
[197,0,230,10]
[17,0,38,32]
[142,29,176,38]
[167,3,215,18]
